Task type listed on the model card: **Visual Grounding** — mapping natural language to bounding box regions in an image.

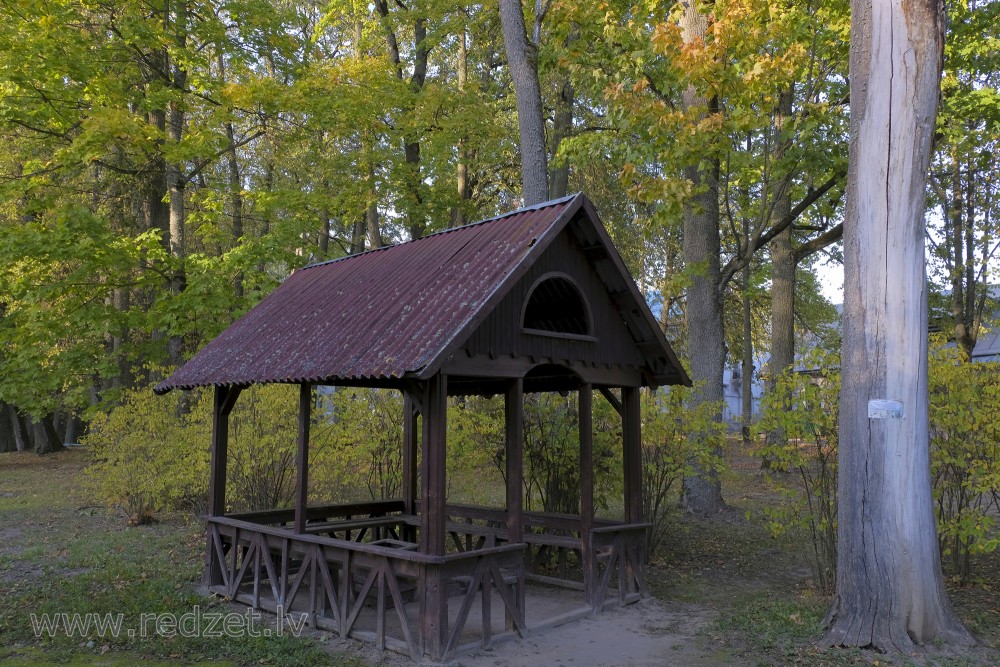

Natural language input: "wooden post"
[505,378,524,544]
[294,383,311,534]
[402,392,418,515]
[579,383,595,610]
[505,377,525,632]
[622,386,642,524]
[420,374,448,659]
[402,391,419,542]
[208,385,241,516]
[206,385,241,585]
[420,373,447,555]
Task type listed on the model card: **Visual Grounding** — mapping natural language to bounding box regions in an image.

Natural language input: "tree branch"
[794,222,844,263]
[718,169,844,290]
[181,129,265,185]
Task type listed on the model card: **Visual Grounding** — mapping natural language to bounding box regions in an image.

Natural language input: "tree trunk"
[740,262,753,444]
[825,0,972,651]
[8,406,29,452]
[768,86,796,391]
[499,0,549,205]
[166,0,188,367]
[349,216,366,255]
[451,27,470,228]
[32,415,64,455]
[680,0,725,515]
[550,54,574,199]
[0,402,13,453]
[367,193,382,249]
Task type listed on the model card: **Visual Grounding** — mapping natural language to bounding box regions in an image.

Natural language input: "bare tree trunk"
[32,416,64,455]
[8,406,29,452]
[499,0,549,205]
[768,87,796,390]
[145,96,169,377]
[219,55,245,299]
[0,402,13,453]
[680,0,725,515]
[764,89,796,468]
[740,263,753,444]
[367,193,382,249]
[451,27,470,228]
[349,216,366,255]
[825,0,972,651]
[166,0,188,367]
[550,25,575,200]
[374,2,429,239]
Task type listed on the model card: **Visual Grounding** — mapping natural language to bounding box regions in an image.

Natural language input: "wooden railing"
[441,504,647,607]
[590,523,649,610]
[204,515,526,661]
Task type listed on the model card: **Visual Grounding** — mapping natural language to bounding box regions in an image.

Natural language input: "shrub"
[312,387,405,502]
[755,349,839,593]
[756,340,1000,587]
[641,386,727,559]
[227,385,299,512]
[85,387,210,523]
[928,337,1000,582]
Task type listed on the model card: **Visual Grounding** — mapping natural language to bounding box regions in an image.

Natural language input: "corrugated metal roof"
[155,193,690,394]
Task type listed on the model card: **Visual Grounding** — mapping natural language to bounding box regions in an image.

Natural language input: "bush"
[755,349,839,593]
[87,384,301,520]
[928,337,1000,582]
[85,387,210,523]
[756,340,1000,587]
[642,386,727,559]
[227,385,299,512]
[312,387,405,502]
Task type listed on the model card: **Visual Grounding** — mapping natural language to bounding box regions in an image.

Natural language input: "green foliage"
[86,384,302,520]
[755,348,839,593]
[228,385,300,512]
[313,387,405,503]
[928,337,1000,582]
[641,386,727,559]
[757,339,1000,587]
[84,385,211,523]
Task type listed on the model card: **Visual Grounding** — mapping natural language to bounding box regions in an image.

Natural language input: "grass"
[645,441,1000,667]
[0,450,362,667]
[2,444,999,666]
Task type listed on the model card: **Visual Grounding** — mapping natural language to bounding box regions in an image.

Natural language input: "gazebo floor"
[238,578,598,655]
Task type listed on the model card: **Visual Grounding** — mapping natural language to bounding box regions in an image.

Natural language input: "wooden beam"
[206,385,240,586]
[579,383,595,609]
[294,383,311,534]
[622,386,642,524]
[598,387,623,416]
[420,374,447,556]
[402,392,418,517]
[505,377,525,632]
[208,385,240,517]
[505,378,524,544]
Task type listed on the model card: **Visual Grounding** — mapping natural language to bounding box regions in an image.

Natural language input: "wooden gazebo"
[155,193,690,661]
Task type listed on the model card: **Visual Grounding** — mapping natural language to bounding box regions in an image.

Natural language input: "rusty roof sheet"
[155,193,690,394]
[155,195,581,393]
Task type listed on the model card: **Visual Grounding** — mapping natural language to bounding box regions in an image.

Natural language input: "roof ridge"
[301,193,582,272]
